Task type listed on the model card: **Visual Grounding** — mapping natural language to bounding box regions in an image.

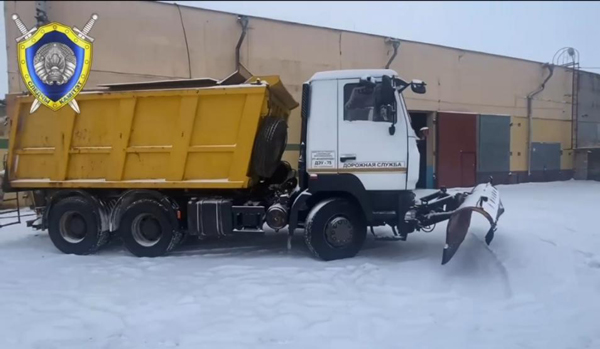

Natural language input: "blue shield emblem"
[18,22,93,112]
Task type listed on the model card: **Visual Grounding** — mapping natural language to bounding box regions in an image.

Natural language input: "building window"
[343,82,394,122]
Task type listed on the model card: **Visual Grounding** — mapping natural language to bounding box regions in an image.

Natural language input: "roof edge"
[157,1,577,71]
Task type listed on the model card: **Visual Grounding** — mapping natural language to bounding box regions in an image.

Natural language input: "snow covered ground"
[0,180,599,349]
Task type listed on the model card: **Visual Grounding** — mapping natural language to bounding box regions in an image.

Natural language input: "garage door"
[478,114,511,184]
[436,112,477,188]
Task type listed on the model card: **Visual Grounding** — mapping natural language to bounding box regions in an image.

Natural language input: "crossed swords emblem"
[12,14,99,114]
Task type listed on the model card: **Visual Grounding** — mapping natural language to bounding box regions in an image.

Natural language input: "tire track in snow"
[538,237,557,247]
[471,233,513,299]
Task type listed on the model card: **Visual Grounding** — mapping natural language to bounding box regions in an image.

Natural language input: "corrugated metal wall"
[589,151,600,180]
[577,71,600,148]
[574,71,600,180]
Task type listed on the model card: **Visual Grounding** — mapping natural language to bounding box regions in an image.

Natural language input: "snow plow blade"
[442,183,505,265]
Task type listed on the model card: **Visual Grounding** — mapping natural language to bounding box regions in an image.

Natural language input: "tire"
[251,116,288,178]
[119,199,182,257]
[47,196,109,255]
[304,198,367,261]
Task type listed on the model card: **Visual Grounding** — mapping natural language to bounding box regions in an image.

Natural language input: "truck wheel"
[47,196,109,255]
[119,199,182,257]
[251,116,288,178]
[304,198,367,261]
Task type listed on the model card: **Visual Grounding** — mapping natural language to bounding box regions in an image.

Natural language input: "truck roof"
[308,69,399,82]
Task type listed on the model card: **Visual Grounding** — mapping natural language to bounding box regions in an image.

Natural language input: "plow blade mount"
[442,182,505,265]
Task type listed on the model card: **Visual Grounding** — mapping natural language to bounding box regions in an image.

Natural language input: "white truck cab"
[305,69,421,191]
[287,69,503,264]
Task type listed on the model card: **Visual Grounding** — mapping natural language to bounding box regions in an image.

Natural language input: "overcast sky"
[2,1,600,97]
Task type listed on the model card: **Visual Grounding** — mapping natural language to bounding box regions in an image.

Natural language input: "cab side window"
[343,82,395,122]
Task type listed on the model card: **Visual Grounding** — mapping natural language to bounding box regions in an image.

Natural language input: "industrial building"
[3,1,600,189]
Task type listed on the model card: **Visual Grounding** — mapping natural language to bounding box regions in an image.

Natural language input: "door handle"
[340,155,356,162]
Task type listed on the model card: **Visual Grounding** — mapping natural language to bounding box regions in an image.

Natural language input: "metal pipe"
[419,211,454,227]
[35,1,49,26]
[385,38,401,69]
[571,63,577,149]
[570,52,580,150]
[526,63,554,176]
[552,47,580,150]
[235,16,249,70]
[175,4,192,79]
[419,190,449,204]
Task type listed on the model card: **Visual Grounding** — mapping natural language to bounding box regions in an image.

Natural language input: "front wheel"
[304,198,367,261]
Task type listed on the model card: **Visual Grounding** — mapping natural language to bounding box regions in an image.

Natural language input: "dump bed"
[5,76,297,190]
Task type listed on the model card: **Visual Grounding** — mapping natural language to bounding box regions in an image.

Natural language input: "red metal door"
[436,112,477,188]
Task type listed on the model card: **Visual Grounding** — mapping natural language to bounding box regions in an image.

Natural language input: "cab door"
[337,79,409,190]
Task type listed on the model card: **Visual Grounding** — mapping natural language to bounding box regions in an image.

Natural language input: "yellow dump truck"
[3,70,504,264]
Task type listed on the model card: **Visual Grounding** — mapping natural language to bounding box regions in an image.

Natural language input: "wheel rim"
[59,211,87,243]
[324,216,354,248]
[132,213,163,247]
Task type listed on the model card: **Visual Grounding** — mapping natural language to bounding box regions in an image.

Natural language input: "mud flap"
[442,182,505,265]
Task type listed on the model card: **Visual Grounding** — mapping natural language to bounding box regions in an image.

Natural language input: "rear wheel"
[119,199,182,257]
[47,196,109,255]
[304,198,367,261]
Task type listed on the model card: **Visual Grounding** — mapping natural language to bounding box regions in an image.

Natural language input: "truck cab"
[303,69,422,191]
[286,70,431,259]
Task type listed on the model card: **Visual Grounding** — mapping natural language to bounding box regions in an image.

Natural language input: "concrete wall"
[4,1,581,181]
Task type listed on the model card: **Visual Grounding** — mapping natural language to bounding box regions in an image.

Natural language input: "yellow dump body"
[6,76,297,190]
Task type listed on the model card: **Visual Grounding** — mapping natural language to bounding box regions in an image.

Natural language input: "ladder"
[0,191,22,228]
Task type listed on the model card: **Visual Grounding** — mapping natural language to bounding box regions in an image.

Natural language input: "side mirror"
[384,104,397,136]
[411,80,427,94]
[389,124,396,136]
[381,77,397,136]
[419,127,430,139]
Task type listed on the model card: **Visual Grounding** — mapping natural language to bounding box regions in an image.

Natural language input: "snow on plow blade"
[442,183,505,265]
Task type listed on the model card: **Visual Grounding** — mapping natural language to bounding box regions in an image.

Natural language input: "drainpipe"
[384,38,401,69]
[35,1,49,26]
[526,63,554,176]
[235,15,249,71]
[571,62,579,150]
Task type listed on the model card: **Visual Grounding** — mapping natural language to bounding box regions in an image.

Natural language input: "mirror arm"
[387,104,397,136]
[396,84,410,94]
